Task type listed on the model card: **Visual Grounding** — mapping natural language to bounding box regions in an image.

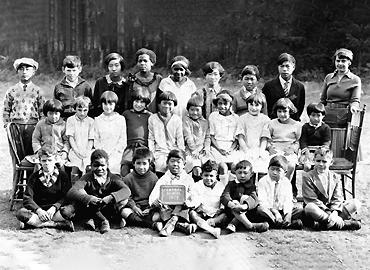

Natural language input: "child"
[63,149,131,234]
[302,147,361,230]
[66,96,94,183]
[120,88,152,176]
[261,98,301,189]
[189,160,229,238]
[149,149,196,237]
[299,103,331,171]
[16,146,73,231]
[128,48,163,113]
[183,95,210,180]
[233,65,267,116]
[148,91,184,175]
[256,155,303,229]
[3,57,44,155]
[32,99,69,165]
[239,93,270,173]
[91,52,130,117]
[53,55,93,119]
[158,56,197,119]
[94,91,127,175]
[262,53,305,121]
[209,90,245,165]
[220,160,269,233]
[121,147,162,230]
[195,61,224,119]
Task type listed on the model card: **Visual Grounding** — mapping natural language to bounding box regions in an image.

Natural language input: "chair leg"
[10,170,21,211]
[352,170,356,198]
[341,174,346,200]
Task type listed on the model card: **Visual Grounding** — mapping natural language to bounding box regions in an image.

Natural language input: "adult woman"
[128,48,162,113]
[320,48,362,157]
[91,53,130,117]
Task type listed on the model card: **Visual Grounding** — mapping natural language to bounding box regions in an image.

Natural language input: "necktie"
[273,181,279,209]
[23,84,27,91]
[283,81,289,96]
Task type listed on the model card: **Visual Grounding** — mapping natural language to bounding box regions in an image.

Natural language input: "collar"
[74,114,89,122]
[18,81,33,88]
[308,121,322,128]
[105,74,125,85]
[279,75,292,86]
[94,173,108,186]
[205,84,221,93]
[61,76,84,86]
[331,70,355,80]
[45,117,64,125]
[39,167,59,187]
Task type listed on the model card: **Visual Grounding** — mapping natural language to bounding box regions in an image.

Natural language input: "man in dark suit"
[262,53,305,121]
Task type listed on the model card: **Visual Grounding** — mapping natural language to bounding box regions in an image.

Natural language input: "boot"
[175,222,197,235]
[287,219,303,230]
[84,219,96,231]
[159,216,178,237]
[99,220,110,234]
[251,222,269,233]
[341,220,361,231]
[127,213,153,228]
[55,220,75,232]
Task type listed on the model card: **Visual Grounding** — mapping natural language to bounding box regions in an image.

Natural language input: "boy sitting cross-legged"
[120,147,163,231]
[16,146,74,231]
[149,149,197,237]
[62,149,131,234]
[256,155,304,229]
[189,160,229,238]
[302,147,361,230]
[221,160,269,233]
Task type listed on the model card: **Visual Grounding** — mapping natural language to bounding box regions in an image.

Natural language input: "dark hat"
[268,155,288,172]
[334,48,353,61]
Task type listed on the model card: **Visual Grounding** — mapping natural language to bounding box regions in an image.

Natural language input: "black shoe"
[341,220,361,231]
[84,219,96,231]
[175,222,197,235]
[99,220,110,234]
[288,219,303,230]
[252,222,269,233]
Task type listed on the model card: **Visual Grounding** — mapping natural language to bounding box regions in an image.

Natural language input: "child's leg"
[232,210,269,232]
[189,210,220,238]
[304,203,329,223]
[256,205,276,224]
[70,166,81,185]
[159,215,178,237]
[120,161,132,177]
[208,212,228,227]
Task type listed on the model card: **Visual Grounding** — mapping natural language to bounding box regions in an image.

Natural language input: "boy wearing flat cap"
[3,57,44,155]
[262,53,305,121]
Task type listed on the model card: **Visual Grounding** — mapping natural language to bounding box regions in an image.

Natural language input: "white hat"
[13,57,39,71]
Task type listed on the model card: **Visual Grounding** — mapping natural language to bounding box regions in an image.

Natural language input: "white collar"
[105,74,125,85]
[279,75,292,86]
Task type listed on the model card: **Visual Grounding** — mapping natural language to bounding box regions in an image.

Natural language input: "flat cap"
[13,57,39,71]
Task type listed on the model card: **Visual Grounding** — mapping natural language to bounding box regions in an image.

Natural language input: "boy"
[3,57,44,155]
[121,88,152,176]
[183,95,210,180]
[31,99,69,165]
[63,149,131,234]
[16,146,74,231]
[221,160,269,233]
[299,103,331,171]
[149,149,196,237]
[262,53,305,121]
[189,160,228,238]
[257,155,303,229]
[195,61,224,119]
[54,55,93,119]
[302,147,361,230]
[148,91,185,176]
[121,147,162,231]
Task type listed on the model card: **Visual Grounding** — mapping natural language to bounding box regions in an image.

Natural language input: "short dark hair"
[186,95,204,110]
[166,149,186,163]
[202,61,225,77]
[132,147,153,163]
[273,98,297,115]
[104,52,125,71]
[240,65,260,80]
[62,55,82,68]
[234,160,253,172]
[277,53,296,65]
[268,155,288,172]
[158,91,177,106]
[306,102,326,116]
[131,87,151,106]
[136,48,157,64]
[100,91,118,104]
[314,147,333,160]
[43,99,63,116]
[91,149,109,164]
[201,160,218,173]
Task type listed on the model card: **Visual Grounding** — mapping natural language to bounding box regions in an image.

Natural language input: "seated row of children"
[16,145,361,237]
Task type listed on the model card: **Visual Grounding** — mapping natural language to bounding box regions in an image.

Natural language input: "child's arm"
[302,172,329,210]
[202,125,211,155]
[299,124,309,150]
[148,116,155,153]
[117,117,127,153]
[237,134,247,152]
[322,124,332,147]
[68,136,84,159]
[210,135,227,155]
[32,122,43,153]
[183,119,198,153]
[176,119,185,151]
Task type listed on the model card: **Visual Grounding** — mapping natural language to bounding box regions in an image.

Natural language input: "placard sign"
[159,185,186,205]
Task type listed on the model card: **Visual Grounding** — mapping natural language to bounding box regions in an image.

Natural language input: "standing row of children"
[3,49,361,236]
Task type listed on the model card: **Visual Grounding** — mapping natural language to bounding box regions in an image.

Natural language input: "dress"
[232,87,268,116]
[158,76,197,119]
[66,115,94,172]
[94,113,127,174]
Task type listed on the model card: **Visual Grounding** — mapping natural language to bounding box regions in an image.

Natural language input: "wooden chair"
[330,105,366,199]
[6,123,34,210]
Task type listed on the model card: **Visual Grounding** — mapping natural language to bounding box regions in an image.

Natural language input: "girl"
[91,53,130,117]
[94,91,127,175]
[239,93,270,173]
[261,98,301,182]
[209,90,244,165]
[233,65,267,116]
[128,48,163,113]
[66,96,94,183]
[158,55,197,119]
[121,88,152,176]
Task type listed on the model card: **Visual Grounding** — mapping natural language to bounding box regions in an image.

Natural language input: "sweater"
[122,109,151,146]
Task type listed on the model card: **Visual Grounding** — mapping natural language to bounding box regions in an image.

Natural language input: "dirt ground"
[0,79,369,270]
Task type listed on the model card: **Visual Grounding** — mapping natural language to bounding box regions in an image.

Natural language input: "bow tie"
[170,174,180,180]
